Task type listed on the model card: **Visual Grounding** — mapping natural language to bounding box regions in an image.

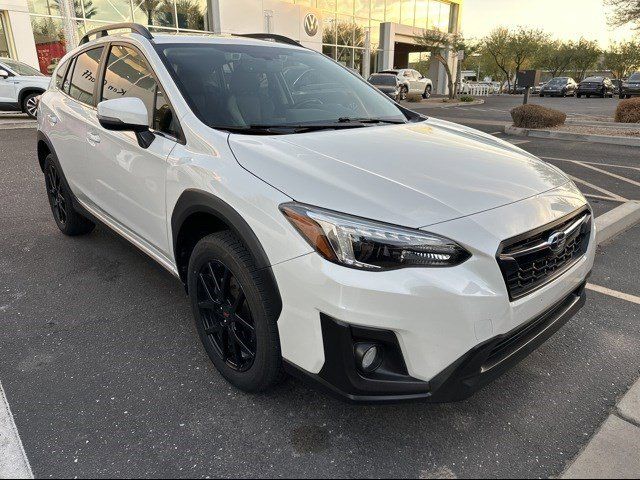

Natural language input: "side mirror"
[0,69,10,79]
[97,97,154,148]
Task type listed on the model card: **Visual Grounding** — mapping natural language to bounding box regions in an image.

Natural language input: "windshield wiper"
[337,117,407,124]
[220,123,371,135]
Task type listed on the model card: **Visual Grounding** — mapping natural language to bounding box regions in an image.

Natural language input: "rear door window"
[55,60,69,89]
[68,47,104,105]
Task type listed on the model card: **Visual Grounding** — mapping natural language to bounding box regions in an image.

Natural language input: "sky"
[461,0,637,47]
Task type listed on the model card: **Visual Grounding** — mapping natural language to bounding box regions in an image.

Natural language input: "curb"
[412,99,486,108]
[594,201,640,245]
[504,124,640,147]
[0,122,36,130]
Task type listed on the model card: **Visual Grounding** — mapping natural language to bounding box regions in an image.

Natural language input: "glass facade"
[0,12,12,57]
[26,0,210,73]
[285,0,455,75]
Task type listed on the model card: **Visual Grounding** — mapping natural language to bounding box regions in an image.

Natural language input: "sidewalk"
[563,379,640,478]
[0,113,36,129]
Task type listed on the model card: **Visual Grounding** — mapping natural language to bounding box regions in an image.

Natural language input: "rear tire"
[188,231,283,393]
[43,154,95,236]
[22,93,40,119]
[399,86,408,101]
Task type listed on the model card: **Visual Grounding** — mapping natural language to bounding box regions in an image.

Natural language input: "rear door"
[49,46,104,200]
[86,43,179,255]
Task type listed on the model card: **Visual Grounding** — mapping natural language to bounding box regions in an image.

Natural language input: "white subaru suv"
[36,24,595,403]
[0,58,50,118]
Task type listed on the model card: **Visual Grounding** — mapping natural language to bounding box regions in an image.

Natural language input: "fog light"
[355,343,383,373]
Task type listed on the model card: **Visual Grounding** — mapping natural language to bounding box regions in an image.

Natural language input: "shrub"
[406,92,423,103]
[511,104,566,129]
[459,95,475,102]
[615,98,640,123]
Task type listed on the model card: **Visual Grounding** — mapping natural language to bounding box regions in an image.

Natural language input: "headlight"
[622,83,629,87]
[280,203,471,270]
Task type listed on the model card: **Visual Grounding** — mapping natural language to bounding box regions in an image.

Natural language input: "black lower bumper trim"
[285,282,587,404]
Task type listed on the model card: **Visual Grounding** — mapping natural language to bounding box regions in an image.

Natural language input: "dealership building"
[0,0,462,93]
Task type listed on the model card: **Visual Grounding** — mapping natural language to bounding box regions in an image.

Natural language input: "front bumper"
[285,282,587,403]
[273,183,595,403]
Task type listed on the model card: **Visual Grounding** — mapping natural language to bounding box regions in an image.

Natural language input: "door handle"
[87,132,101,145]
[46,113,58,125]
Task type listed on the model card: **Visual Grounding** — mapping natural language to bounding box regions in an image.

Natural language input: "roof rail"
[79,23,153,45]
[236,33,300,46]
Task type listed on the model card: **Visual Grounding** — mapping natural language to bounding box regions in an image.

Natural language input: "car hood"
[228,118,570,228]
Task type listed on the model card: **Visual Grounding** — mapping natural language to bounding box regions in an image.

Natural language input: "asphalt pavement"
[1,119,639,478]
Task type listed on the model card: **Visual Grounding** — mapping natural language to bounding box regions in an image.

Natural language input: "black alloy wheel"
[45,163,67,226]
[196,259,257,372]
[42,154,95,236]
[188,231,283,392]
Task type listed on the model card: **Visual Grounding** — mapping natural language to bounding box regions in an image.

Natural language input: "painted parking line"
[567,175,628,202]
[586,284,640,305]
[0,381,33,479]
[575,161,640,189]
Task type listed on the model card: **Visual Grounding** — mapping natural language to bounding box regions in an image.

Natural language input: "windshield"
[583,77,603,82]
[629,73,640,82]
[1,58,43,76]
[369,75,396,86]
[547,78,567,86]
[156,43,408,131]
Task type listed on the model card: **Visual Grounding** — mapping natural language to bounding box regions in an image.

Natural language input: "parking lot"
[1,94,639,478]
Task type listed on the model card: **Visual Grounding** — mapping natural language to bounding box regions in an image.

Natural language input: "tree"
[510,27,549,88]
[416,30,464,99]
[606,0,640,29]
[481,27,514,92]
[537,40,577,77]
[570,38,602,80]
[602,39,640,78]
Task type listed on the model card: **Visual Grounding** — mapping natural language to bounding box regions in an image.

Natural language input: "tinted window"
[102,44,179,137]
[369,75,396,86]
[629,73,640,82]
[55,60,69,89]
[158,43,407,130]
[69,47,104,105]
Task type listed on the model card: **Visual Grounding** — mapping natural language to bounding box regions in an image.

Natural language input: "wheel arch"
[37,130,54,172]
[171,190,282,312]
[18,87,46,109]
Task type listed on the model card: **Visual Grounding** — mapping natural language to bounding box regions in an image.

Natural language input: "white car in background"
[379,68,432,100]
[36,24,595,403]
[0,58,50,118]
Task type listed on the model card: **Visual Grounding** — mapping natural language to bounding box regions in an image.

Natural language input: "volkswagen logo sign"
[547,231,567,253]
[304,13,319,37]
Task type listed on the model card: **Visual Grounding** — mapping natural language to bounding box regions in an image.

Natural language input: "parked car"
[37,24,595,403]
[531,82,546,94]
[540,77,578,97]
[620,72,640,98]
[0,57,50,118]
[611,79,623,95]
[576,76,615,98]
[379,68,432,99]
[368,73,401,101]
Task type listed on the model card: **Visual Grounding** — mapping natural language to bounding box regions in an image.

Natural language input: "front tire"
[188,231,283,393]
[22,93,40,119]
[399,86,408,101]
[43,155,95,236]
[422,85,432,99]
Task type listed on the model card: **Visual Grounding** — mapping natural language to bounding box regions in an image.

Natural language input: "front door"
[88,43,179,255]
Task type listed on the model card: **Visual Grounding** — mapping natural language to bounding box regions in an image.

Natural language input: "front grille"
[496,208,591,301]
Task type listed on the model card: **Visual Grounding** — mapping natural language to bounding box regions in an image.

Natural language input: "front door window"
[0,13,12,58]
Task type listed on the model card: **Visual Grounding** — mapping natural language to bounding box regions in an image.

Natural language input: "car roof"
[88,32,308,51]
